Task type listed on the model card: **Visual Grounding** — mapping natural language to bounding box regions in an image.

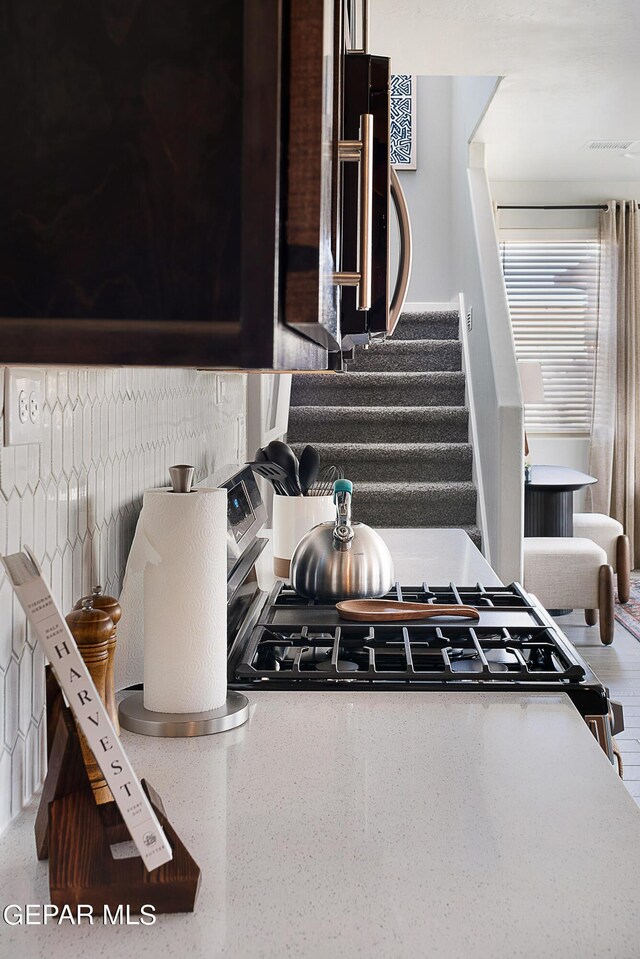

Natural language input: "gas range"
[218,466,621,763]
[229,580,609,713]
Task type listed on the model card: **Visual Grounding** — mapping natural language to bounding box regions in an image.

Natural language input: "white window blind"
[500,229,600,434]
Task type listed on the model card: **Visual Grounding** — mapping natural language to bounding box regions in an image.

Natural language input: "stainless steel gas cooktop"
[219,465,620,763]
[228,580,610,718]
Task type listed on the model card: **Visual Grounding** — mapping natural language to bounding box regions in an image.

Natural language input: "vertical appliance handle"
[387,167,413,337]
[334,113,374,311]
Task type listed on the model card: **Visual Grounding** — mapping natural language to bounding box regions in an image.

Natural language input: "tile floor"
[558,577,640,807]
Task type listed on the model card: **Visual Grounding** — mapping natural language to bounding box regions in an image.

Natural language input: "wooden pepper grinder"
[75,585,122,734]
[65,599,114,805]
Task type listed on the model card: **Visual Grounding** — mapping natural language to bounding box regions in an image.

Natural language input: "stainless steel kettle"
[290,479,394,601]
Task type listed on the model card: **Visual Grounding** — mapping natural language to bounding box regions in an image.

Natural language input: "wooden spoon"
[336,600,480,622]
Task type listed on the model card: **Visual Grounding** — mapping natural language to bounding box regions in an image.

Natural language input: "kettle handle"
[333,479,354,551]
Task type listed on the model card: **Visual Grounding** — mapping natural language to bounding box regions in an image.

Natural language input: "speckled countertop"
[2,692,640,958]
[2,531,640,958]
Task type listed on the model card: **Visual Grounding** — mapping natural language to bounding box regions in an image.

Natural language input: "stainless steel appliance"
[290,479,394,600]
[220,467,623,763]
[327,1,412,363]
[337,52,412,350]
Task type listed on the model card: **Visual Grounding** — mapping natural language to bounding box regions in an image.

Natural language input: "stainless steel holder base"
[118,689,250,738]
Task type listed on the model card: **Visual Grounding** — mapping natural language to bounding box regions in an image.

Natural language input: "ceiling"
[370,0,640,181]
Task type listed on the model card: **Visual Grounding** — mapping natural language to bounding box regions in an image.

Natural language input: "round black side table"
[524,465,597,538]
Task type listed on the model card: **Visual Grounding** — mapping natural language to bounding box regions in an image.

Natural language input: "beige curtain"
[588,201,640,567]
[612,202,640,567]
[587,206,618,514]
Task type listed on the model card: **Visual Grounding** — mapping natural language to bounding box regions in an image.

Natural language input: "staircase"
[287,310,481,547]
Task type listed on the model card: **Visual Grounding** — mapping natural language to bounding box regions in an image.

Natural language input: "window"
[500,228,600,434]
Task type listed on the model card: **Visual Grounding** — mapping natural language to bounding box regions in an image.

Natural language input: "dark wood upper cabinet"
[0,0,340,368]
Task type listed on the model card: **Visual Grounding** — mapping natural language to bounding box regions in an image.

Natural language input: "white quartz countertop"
[2,692,640,958]
[3,528,640,957]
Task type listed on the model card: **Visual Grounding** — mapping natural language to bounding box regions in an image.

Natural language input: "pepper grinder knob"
[169,464,195,493]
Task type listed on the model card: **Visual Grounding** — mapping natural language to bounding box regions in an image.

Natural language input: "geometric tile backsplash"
[0,368,247,836]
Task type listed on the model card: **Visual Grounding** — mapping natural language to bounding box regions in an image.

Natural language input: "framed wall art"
[390,74,417,170]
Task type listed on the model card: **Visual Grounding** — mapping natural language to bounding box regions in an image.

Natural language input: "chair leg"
[585,609,598,626]
[598,564,615,645]
[616,534,631,604]
[613,741,624,779]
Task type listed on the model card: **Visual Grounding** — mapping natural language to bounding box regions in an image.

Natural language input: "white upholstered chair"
[523,537,615,645]
[573,513,631,604]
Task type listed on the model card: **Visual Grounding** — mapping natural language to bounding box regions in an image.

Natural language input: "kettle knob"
[333,479,354,550]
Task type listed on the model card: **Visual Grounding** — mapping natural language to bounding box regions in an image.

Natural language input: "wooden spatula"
[336,599,480,622]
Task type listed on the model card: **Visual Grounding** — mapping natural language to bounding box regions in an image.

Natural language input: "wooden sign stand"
[36,672,201,914]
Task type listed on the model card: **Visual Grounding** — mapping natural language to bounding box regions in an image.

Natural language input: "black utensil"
[298,445,321,495]
[248,460,290,496]
[264,440,302,496]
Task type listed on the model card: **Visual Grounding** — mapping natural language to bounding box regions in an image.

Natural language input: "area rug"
[615,577,640,641]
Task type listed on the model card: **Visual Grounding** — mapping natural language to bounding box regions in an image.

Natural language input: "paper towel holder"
[118,689,250,737]
[119,471,246,737]
[169,464,195,493]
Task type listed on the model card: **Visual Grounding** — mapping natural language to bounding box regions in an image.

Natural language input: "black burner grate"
[237,623,585,682]
[229,580,609,717]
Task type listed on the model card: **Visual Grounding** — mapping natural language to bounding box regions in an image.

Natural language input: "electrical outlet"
[466,309,473,332]
[3,368,44,445]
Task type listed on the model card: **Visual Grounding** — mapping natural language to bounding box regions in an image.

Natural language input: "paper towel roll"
[142,487,227,713]
[114,516,151,692]
[114,486,227,713]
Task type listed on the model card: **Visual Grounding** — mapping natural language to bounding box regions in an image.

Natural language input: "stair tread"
[291,371,466,408]
[295,371,464,381]
[393,311,460,340]
[291,441,472,451]
[355,480,476,489]
[288,406,470,443]
[360,339,461,348]
[290,442,473,482]
[290,405,469,413]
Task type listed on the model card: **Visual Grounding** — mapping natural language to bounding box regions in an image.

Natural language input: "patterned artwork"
[390,75,417,170]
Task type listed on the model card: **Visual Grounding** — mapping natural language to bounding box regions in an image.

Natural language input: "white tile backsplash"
[0,368,247,835]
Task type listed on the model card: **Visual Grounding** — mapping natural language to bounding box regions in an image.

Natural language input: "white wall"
[395,77,454,302]
[450,77,524,584]
[0,369,247,836]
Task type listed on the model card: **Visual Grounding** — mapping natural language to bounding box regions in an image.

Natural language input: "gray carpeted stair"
[288,310,481,547]
[290,442,473,483]
[291,371,465,408]
[398,310,459,340]
[352,338,461,372]
[288,406,469,444]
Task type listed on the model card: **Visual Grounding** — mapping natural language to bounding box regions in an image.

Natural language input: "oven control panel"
[220,466,267,565]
